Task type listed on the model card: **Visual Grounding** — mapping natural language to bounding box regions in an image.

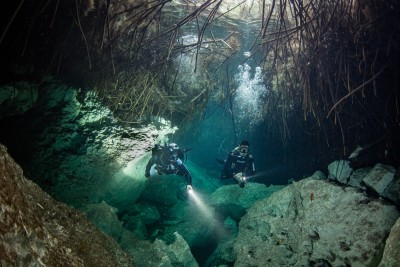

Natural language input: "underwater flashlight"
[187,185,193,193]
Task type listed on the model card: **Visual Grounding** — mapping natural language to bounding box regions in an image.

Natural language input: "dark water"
[167,14,324,185]
[173,99,321,187]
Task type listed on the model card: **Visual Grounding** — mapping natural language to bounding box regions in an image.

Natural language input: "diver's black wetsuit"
[145,145,192,186]
[221,148,255,179]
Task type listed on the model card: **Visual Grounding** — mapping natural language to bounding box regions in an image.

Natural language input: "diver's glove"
[187,185,193,192]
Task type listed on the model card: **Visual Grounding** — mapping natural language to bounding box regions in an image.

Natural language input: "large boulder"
[209,182,285,221]
[378,217,400,267]
[348,167,371,190]
[328,161,400,207]
[84,201,126,242]
[328,160,353,183]
[139,174,184,206]
[124,232,199,267]
[0,142,201,266]
[234,178,399,267]
[160,197,218,247]
[154,232,199,267]
[0,143,133,266]
[363,163,400,207]
[120,202,160,239]
[363,163,396,195]
[205,238,237,267]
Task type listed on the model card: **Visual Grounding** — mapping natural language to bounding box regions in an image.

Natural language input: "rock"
[210,183,285,221]
[101,154,149,211]
[121,202,160,239]
[124,232,199,267]
[223,216,238,238]
[9,84,176,210]
[328,160,353,184]
[331,163,400,207]
[124,202,160,224]
[154,232,199,267]
[363,163,396,195]
[378,217,400,267]
[84,201,125,242]
[382,168,400,207]
[348,167,370,190]
[140,175,183,206]
[205,217,239,266]
[205,239,237,267]
[0,143,133,266]
[234,178,399,267]
[161,198,218,247]
[311,170,326,180]
[0,82,38,119]
[124,219,148,239]
[360,163,400,207]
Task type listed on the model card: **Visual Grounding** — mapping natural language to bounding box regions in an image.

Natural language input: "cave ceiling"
[1,0,400,165]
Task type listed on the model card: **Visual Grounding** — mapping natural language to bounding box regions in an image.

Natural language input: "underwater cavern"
[1,0,400,266]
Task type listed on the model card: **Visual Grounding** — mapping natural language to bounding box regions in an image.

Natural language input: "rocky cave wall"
[1,79,178,210]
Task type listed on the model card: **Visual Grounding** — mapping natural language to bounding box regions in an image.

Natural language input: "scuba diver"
[145,143,193,191]
[219,140,255,188]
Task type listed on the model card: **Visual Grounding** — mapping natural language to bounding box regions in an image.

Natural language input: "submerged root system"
[1,0,400,164]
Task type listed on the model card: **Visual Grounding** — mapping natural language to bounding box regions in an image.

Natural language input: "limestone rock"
[382,168,400,207]
[205,239,236,267]
[14,84,176,210]
[328,160,353,184]
[363,163,396,195]
[161,198,217,247]
[123,202,160,224]
[0,143,133,266]
[362,163,400,206]
[205,217,239,266]
[348,167,370,190]
[140,175,183,206]
[0,82,38,119]
[210,183,285,221]
[154,232,199,267]
[378,217,400,267]
[124,232,199,267]
[84,201,125,242]
[310,170,326,180]
[121,202,160,239]
[329,163,400,207]
[234,178,399,267]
